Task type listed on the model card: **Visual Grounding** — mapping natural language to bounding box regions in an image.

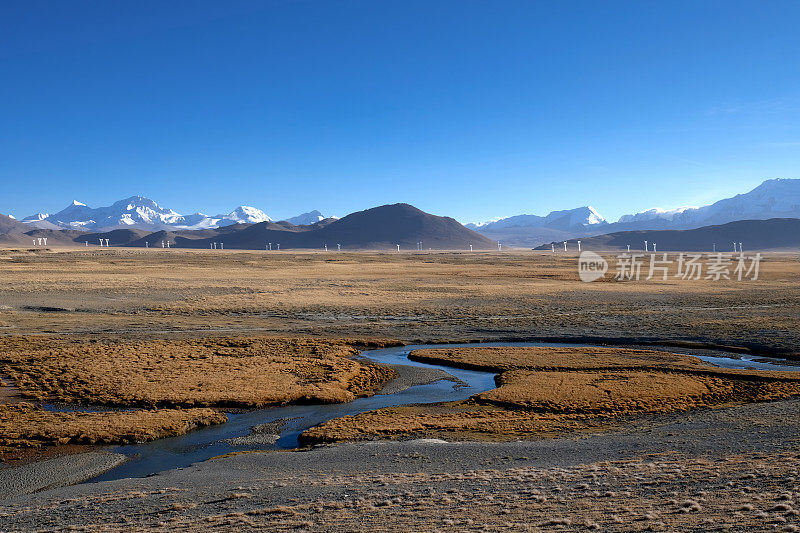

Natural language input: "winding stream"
[88,342,799,483]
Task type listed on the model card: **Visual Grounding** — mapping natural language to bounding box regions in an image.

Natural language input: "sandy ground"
[2,397,800,530]
[375,364,463,395]
[0,451,126,500]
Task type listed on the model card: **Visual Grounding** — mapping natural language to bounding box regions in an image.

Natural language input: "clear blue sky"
[1,0,799,223]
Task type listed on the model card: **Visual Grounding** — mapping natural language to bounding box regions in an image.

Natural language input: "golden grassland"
[0,248,798,355]
[1,248,799,454]
[0,403,226,451]
[0,336,395,408]
[407,346,712,372]
[300,346,800,444]
[0,335,395,455]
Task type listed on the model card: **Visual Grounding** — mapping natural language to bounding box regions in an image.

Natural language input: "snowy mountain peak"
[285,210,326,225]
[22,212,50,222]
[45,195,184,229]
[223,206,272,224]
[468,206,606,232]
[583,206,606,225]
[617,206,697,224]
[616,178,800,228]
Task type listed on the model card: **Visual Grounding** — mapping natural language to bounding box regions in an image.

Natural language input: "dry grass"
[302,346,800,444]
[480,369,800,413]
[0,335,394,456]
[408,345,712,372]
[0,249,798,357]
[0,336,395,408]
[0,403,226,449]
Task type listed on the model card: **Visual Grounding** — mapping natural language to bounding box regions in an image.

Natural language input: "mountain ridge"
[468,178,800,247]
[19,196,329,232]
[3,203,493,250]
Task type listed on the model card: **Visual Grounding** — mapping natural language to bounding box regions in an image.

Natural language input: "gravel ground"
[2,398,800,530]
[0,451,127,500]
[376,364,463,395]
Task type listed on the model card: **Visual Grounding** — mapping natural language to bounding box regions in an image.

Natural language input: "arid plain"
[2,247,800,531]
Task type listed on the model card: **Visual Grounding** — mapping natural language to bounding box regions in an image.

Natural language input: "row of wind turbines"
[544,240,745,253]
[31,238,745,252]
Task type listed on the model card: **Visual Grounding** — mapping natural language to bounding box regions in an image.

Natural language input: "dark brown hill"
[79,228,152,246]
[0,228,87,246]
[123,203,495,250]
[0,214,29,235]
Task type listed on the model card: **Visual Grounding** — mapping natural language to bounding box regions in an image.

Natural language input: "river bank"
[3,395,800,531]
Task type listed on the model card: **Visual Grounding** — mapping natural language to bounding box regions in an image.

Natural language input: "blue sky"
[1,0,799,223]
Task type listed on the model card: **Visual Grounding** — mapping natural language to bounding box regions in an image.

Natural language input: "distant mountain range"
[535,218,800,252]
[1,178,798,251]
[0,203,495,250]
[468,178,800,247]
[17,196,333,232]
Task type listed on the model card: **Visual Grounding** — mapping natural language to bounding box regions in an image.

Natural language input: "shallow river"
[89,342,799,483]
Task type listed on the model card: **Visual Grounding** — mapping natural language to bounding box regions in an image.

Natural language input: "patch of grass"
[0,402,226,447]
[0,336,396,408]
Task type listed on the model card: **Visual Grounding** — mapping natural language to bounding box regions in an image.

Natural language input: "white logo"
[578,251,608,282]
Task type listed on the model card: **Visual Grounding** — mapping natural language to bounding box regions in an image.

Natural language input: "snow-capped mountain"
[614,178,800,230]
[39,197,185,230]
[617,206,697,224]
[284,210,326,225]
[175,206,273,229]
[221,206,272,225]
[21,197,279,231]
[468,206,606,232]
[21,212,50,222]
